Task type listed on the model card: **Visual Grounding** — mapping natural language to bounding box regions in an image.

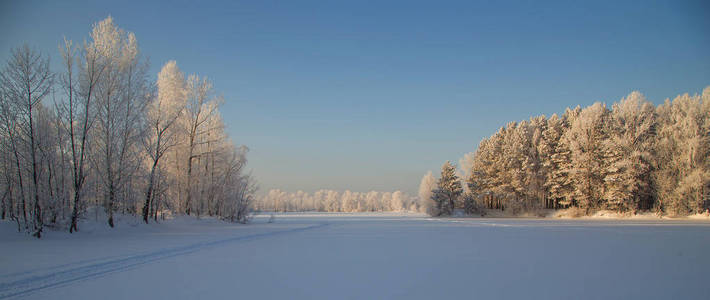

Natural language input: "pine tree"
[550,108,580,208]
[462,192,481,215]
[526,115,547,209]
[540,114,563,208]
[565,103,608,212]
[603,91,656,212]
[654,90,710,215]
[472,131,505,209]
[431,161,462,216]
[504,121,530,213]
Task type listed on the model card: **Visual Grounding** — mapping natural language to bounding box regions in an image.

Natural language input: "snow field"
[1,213,709,299]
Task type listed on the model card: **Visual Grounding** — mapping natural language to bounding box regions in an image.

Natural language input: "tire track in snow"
[0,223,329,299]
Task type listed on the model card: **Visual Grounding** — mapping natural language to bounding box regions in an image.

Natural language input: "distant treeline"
[422,88,709,217]
[256,189,420,212]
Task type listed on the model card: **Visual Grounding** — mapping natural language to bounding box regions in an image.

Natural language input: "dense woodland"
[0,17,256,238]
[256,189,420,213]
[423,89,710,217]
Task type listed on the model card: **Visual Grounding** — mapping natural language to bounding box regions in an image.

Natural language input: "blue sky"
[2,0,709,195]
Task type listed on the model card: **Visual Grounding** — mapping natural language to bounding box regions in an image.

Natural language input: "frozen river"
[2,213,709,299]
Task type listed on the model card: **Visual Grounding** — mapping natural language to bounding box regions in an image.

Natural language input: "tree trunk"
[143,157,160,224]
[28,106,42,238]
[1,188,7,220]
[70,72,94,234]
[107,185,115,228]
[12,146,28,229]
[185,151,194,216]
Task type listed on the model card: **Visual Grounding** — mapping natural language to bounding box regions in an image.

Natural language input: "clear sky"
[2,0,709,195]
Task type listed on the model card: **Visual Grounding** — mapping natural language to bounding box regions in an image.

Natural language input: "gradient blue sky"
[2,0,709,195]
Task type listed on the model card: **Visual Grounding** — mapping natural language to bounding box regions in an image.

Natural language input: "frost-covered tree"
[459,152,475,194]
[325,190,340,212]
[418,171,436,214]
[654,89,710,215]
[365,191,380,212]
[379,192,392,211]
[34,105,65,225]
[526,115,547,208]
[564,102,609,212]
[0,87,20,225]
[540,113,568,208]
[431,161,462,216]
[256,189,417,212]
[603,92,656,212]
[1,44,53,237]
[142,61,186,223]
[90,17,149,227]
[341,190,355,212]
[60,17,121,233]
[469,132,505,209]
[390,190,405,212]
[506,118,546,212]
[179,75,222,215]
[545,106,582,208]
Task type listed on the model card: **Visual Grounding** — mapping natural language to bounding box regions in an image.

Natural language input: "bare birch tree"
[142,61,185,223]
[1,44,53,237]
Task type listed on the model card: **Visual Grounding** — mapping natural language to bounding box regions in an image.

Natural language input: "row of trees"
[422,88,709,216]
[256,189,421,212]
[0,17,256,238]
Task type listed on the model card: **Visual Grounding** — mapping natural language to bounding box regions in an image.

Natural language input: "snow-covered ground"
[2,213,709,299]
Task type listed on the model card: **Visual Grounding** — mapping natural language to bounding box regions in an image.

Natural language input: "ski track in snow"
[0,223,329,299]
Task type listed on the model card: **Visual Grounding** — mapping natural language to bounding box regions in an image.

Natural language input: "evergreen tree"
[603,91,656,212]
[565,102,609,212]
[539,114,563,208]
[526,115,547,208]
[462,192,481,215]
[432,161,462,216]
[653,90,710,215]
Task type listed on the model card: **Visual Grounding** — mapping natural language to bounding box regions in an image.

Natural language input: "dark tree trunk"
[143,159,159,224]
[107,186,115,227]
